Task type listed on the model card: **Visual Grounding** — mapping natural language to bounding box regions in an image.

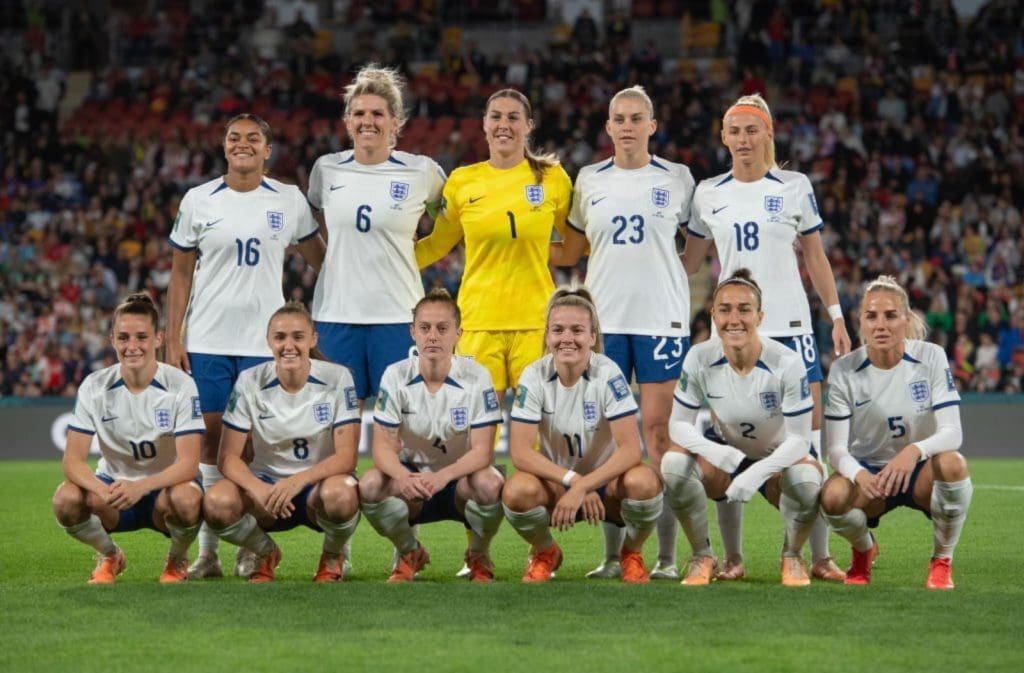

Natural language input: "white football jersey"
[308,151,446,324]
[170,177,318,356]
[373,356,501,471]
[569,157,694,337]
[68,363,205,481]
[511,353,638,473]
[674,337,812,459]
[221,360,360,479]
[689,169,823,337]
[825,340,960,467]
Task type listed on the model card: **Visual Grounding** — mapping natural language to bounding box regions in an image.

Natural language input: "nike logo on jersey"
[258,413,274,420]
[590,197,607,205]
[712,206,729,215]
[329,185,345,191]
[469,196,484,203]
[401,409,415,415]
[706,394,724,399]
[854,399,871,407]
[542,408,555,415]
[204,219,223,228]
[101,414,118,422]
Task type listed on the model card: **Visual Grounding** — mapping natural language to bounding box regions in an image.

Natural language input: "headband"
[716,277,763,304]
[723,104,773,131]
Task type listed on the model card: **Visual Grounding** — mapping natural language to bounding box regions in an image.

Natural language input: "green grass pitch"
[1,458,1021,673]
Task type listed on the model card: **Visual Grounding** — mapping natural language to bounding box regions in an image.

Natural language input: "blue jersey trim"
[902,352,922,364]
[755,360,772,372]
[210,181,229,195]
[67,425,95,436]
[649,158,668,171]
[607,409,638,421]
[710,356,728,367]
[684,226,707,239]
[307,375,326,386]
[339,155,355,164]
[567,220,585,234]
[168,238,196,253]
[387,155,407,166]
[372,416,401,428]
[470,420,502,429]
[783,406,814,417]
[174,429,206,437]
[715,174,734,187]
[509,415,540,425]
[262,379,281,390]
[800,222,824,236]
[222,419,250,433]
[596,158,615,173]
[674,395,700,410]
[764,171,784,184]
[109,378,126,390]
[296,228,319,243]
[547,370,588,382]
[149,379,167,391]
[259,179,278,192]
[824,413,852,421]
[855,359,872,372]
[932,400,961,411]
[333,418,361,427]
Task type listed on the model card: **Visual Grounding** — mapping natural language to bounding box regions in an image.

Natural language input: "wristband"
[561,469,578,489]
[827,304,843,321]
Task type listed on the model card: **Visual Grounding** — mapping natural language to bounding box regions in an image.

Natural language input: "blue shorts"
[255,473,321,532]
[772,334,824,384]
[604,334,690,384]
[189,353,272,413]
[96,473,202,536]
[861,460,931,528]
[315,322,415,399]
[401,462,465,525]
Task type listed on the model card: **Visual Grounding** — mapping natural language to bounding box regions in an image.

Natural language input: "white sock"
[779,463,822,557]
[165,520,201,561]
[655,501,679,566]
[213,513,275,556]
[198,463,222,556]
[502,504,553,551]
[823,507,874,553]
[464,500,503,554]
[620,493,663,551]
[600,521,625,562]
[808,431,831,562]
[716,499,744,561]
[661,452,713,557]
[63,514,117,555]
[931,477,973,559]
[316,511,360,555]
[361,497,418,554]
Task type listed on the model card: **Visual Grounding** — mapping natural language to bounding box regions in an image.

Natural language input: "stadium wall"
[0,396,1019,459]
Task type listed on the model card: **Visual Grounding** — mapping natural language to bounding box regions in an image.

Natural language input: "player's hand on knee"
[552,488,585,531]
[108,480,146,510]
[580,492,604,525]
[854,470,883,501]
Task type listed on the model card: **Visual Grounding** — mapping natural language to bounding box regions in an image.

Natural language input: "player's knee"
[202,483,242,528]
[819,475,853,516]
[622,464,661,500]
[931,451,969,481]
[468,468,504,505]
[501,472,544,512]
[168,483,203,524]
[52,481,88,522]
[357,469,387,504]
[319,475,359,518]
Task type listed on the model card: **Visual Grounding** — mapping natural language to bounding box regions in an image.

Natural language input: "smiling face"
[111,313,162,375]
[223,118,271,175]
[411,301,461,365]
[484,95,532,160]
[721,111,772,171]
[268,312,317,375]
[546,305,597,369]
[345,94,398,155]
[860,290,909,354]
[606,96,656,156]
[712,283,763,350]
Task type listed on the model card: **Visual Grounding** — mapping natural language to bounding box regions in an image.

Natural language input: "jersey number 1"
[506,211,517,239]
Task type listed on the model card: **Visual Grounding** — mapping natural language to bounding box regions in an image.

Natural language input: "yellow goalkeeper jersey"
[416,159,571,331]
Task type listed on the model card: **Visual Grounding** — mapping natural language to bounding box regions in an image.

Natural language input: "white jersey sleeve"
[673,347,706,411]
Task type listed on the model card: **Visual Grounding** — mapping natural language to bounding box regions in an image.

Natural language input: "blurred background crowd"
[1,0,1022,397]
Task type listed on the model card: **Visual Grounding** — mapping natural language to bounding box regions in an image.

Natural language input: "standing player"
[550,85,695,580]
[360,289,504,583]
[416,88,572,405]
[682,93,850,581]
[202,304,362,583]
[821,276,972,589]
[167,113,325,579]
[502,287,663,583]
[665,271,822,586]
[308,64,446,403]
[53,294,204,584]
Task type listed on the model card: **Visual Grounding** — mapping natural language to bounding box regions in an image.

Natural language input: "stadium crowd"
[1,0,1023,398]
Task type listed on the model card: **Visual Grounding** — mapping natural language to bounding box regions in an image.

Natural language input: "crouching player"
[203,303,361,583]
[665,270,822,586]
[54,293,204,584]
[502,287,663,583]
[821,275,972,589]
[361,289,504,583]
